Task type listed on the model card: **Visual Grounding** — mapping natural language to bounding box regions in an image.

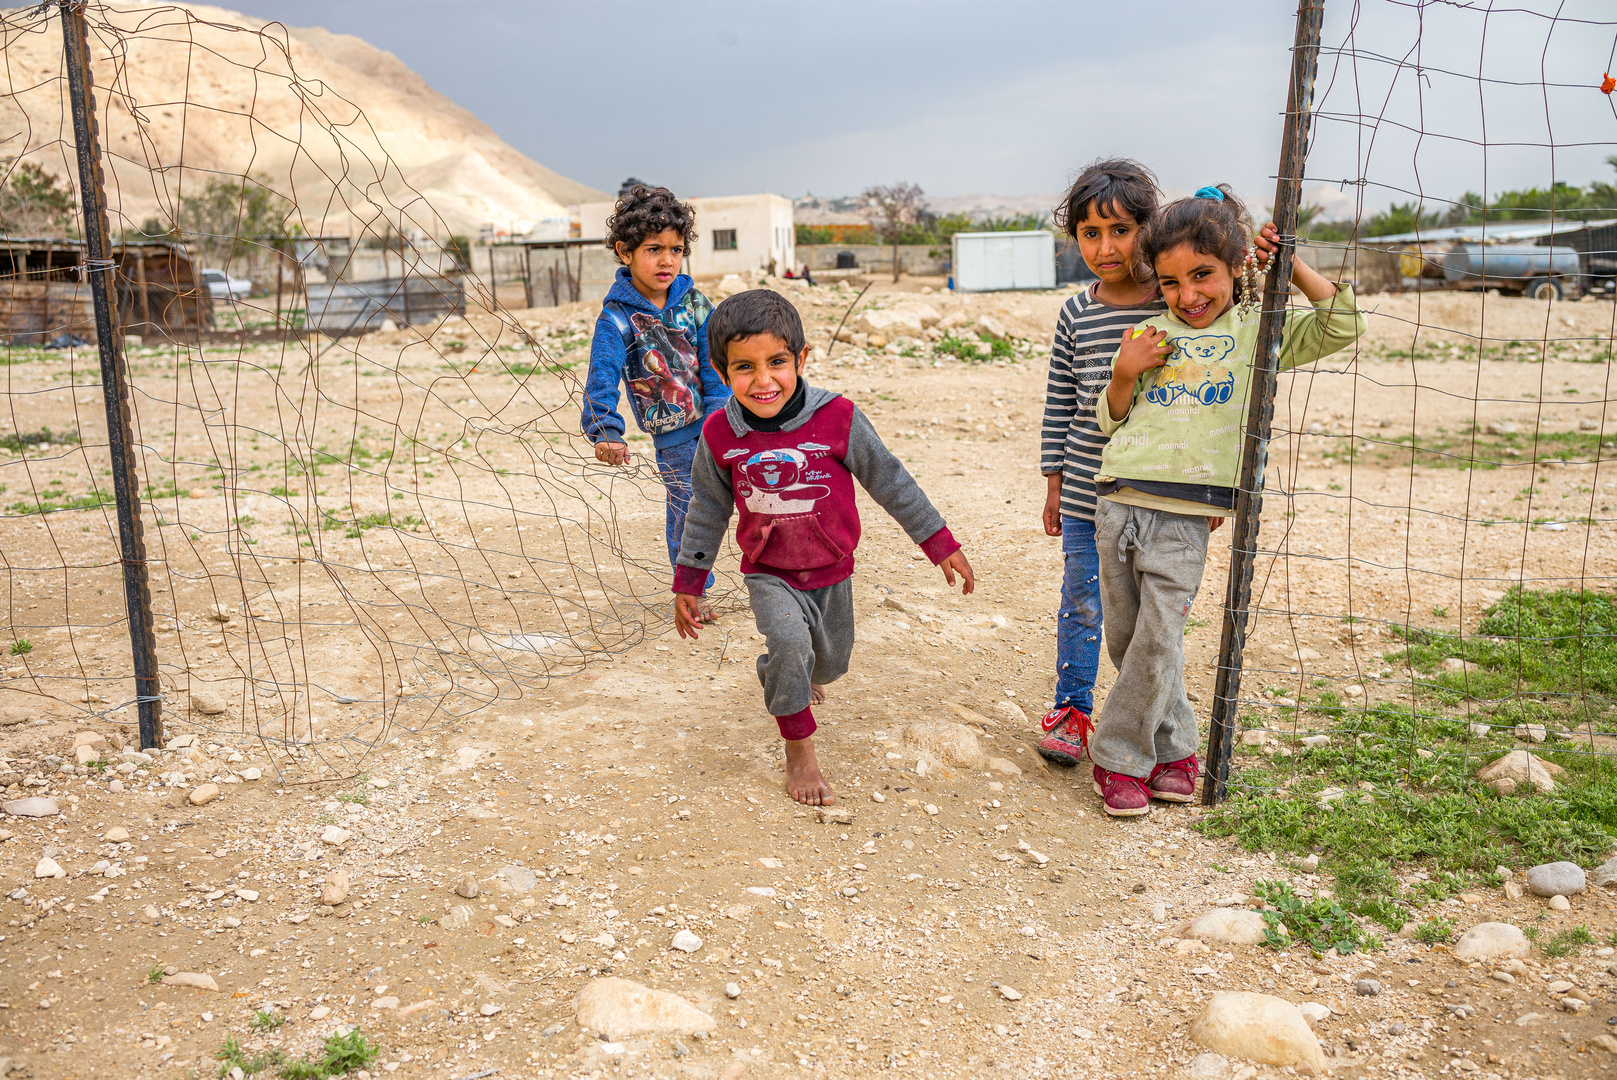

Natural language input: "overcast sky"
[240,0,1617,216]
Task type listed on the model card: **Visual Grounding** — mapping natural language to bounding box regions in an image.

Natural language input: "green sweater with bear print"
[1094,284,1367,515]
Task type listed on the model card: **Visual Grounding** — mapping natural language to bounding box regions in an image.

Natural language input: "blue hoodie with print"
[581,267,730,451]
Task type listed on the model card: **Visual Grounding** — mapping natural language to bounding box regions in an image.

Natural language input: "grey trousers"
[1090,500,1210,777]
[747,573,855,727]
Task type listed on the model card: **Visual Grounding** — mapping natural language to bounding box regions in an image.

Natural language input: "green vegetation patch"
[0,426,81,453]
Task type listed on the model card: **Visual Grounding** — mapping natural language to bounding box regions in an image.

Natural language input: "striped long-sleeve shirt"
[1040,283,1165,521]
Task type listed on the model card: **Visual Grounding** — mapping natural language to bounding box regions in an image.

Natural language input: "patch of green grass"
[318,509,423,539]
[5,489,115,516]
[1252,879,1382,956]
[1323,426,1611,472]
[0,426,80,453]
[147,965,163,985]
[1413,915,1456,944]
[934,333,1012,363]
[335,790,367,805]
[215,1036,280,1078]
[9,639,30,656]
[1540,924,1595,958]
[1206,588,1617,928]
[250,1008,285,1033]
[279,1028,378,1080]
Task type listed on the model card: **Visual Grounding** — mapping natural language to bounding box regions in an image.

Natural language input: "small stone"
[574,976,716,1038]
[1592,1033,1617,1055]
[1515,723,1547,743]
[1151,903,1167,924]
[725,982,741,999]
[590,932,616,947]
[74,744,100,766]
[1415,748,1434,759]
[1504,881,1524,901]
[1441,657,1476,672]
[1476,750,1558,794]
[1188,1052,1229,1080]
[871,791,886,803]
[1190,992,1328,1074]
[1491,971,1516,985]
[1547,894,1571,911]
[188,783,219,806]
[1177,909,1273,946]
[1467,723,1491,738]
[1591,855,1617,888]
[162,972,220,992]
[320,825,351,846]
[924,803,939,816]
[1355,979,1382,996]
[985,757,1021,776]
[371,996,399,1009]
[3,797,59,817]
[189,690,227,716]
[309,1005,331,1020]
[1452,922,1530,962]
[1300,735,1330,748]
[997,985,1022,1001]
[504,865,538,893]
[142,905,160,921]
[453,874,480,899]
[480,1003,502,1017]
[816,808,853,826]
[670,930,702,953]
[1524,861,1586,897]
[1300,854,1320,871]
[1296,1002,1331,1029]
[240,768,262,781]
[440,905,474,930]
[104,826,129,843]
[34,857,65,879]
[321,870,350,906]
[900,720,983,768]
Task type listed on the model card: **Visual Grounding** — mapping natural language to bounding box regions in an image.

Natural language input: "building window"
[713,229,737,251]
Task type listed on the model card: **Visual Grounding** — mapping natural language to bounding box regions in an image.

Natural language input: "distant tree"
[177,176,291,268]
[860,182,928,282]
[0,159,76,236]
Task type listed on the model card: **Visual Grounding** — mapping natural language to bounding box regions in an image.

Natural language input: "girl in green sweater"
[1087,185,1367,816]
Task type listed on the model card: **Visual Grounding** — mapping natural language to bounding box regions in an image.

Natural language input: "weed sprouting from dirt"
[1413,916,1456,944]
[250,1008,285,1032]
[9,639,30,656]
[279,1028,378,1080]
[215,1036,279,1078]
[0,426,80,453]
[1252,879,1381,955]
[1539,924,1595,958]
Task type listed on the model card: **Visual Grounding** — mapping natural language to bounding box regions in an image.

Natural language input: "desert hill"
[0,1,607,238]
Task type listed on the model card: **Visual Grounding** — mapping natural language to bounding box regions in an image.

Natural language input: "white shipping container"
[951,230,1056,292]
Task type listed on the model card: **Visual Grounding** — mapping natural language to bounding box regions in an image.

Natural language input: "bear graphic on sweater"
[1148,333,1237,407]
[736,448,830,515]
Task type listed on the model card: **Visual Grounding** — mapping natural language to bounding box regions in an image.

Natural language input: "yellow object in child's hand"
[1131,326,1150,338]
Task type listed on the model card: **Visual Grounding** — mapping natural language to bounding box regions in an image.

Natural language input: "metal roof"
[1363,218,1617,245]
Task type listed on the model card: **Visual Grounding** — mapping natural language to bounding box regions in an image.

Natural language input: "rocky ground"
[0,278,1615,1080]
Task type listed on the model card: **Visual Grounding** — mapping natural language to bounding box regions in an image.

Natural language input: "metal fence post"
[1203,0,1325,805]
[61,1,164,749]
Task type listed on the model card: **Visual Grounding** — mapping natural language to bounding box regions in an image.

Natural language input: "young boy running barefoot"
[671,291,975,805]
[582,185,729,580]
[1037,159,1165,767]
[1088,185,1367,816]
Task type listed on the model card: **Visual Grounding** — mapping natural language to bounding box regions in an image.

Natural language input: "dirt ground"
[0,276,1615,1080]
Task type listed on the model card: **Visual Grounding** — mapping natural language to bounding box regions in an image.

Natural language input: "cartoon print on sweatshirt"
[736,448,831,514]
[624,311,702,433]
[1147,333,1238,408]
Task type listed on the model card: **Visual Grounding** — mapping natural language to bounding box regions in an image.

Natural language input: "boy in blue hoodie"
[581,185,731,576]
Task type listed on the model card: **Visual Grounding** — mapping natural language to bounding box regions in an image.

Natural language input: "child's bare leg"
[784,736,834,805]
[810,683,826,705]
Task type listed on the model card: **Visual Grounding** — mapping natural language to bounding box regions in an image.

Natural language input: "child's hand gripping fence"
[0,2,715,783]
[1205,0,1617,914]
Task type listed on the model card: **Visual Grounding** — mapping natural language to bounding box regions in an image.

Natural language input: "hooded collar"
[724,383,840,438]
[605,265,693,314]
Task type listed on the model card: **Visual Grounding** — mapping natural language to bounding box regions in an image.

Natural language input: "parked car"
[200,268,252,300]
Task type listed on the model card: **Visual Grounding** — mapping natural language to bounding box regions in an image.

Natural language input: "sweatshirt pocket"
[744,514,846,571]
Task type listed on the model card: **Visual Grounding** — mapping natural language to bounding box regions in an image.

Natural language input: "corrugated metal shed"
[951,231,1055,292]
[305,275,464,334]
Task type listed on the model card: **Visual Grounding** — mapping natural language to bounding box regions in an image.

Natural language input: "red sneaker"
[1037,706,1093,766]
[1148,755,1199,803]
[1092,765,1151,817]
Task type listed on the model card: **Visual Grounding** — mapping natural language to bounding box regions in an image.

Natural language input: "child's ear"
[795,345,810,372]
[614,241,631,264]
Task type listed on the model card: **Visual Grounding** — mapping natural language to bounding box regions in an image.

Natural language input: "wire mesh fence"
[1203,0,1617,886]
[0,2,702,782]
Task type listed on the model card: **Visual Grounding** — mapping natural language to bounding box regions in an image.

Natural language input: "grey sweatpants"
[747,574,855,734]
[1090,500,1210,777]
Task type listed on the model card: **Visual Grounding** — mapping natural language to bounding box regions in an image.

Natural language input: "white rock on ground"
[440,905,474,929]
[1475,750,1560,794]
[573,977,715,1039]
[1189,991,1329,1075]
[189,690,227,715]
[670,930,702,953]
[1524,861,1586,897]
[1591,855,1617,888]
[1176,909,1274,946]
[162,972,220,991]
[34,857,64,879]
[1297,1002,1331,1029]
[454,874,480,899]
[321,869,349,906]
[188,783,219,806]
[1188,1052,1229,1080]
[1452,922,1530,962]
[3,797,59,817]
[320,826,351,846]
[899,720,983,768]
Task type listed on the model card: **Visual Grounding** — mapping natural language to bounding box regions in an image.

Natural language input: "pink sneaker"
[1092,765,1151,817]
[1037,707,1093,766]
[1148,755,1199,803]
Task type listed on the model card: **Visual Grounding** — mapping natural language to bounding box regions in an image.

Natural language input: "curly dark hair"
[1140,184,1254,273]
[604,185,697,260]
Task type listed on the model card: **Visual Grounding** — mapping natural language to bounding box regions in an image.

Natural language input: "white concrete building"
[572,193,794,280]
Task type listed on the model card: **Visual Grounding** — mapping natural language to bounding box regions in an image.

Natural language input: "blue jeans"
[1055,516,1103,714]
[655,439,714,588]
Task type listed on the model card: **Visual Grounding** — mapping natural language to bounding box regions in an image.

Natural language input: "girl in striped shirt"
[1037,160,1165,766]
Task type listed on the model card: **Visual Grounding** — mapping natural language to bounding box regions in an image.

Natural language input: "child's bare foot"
[783,737,834,805]
[810,683,826,705]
